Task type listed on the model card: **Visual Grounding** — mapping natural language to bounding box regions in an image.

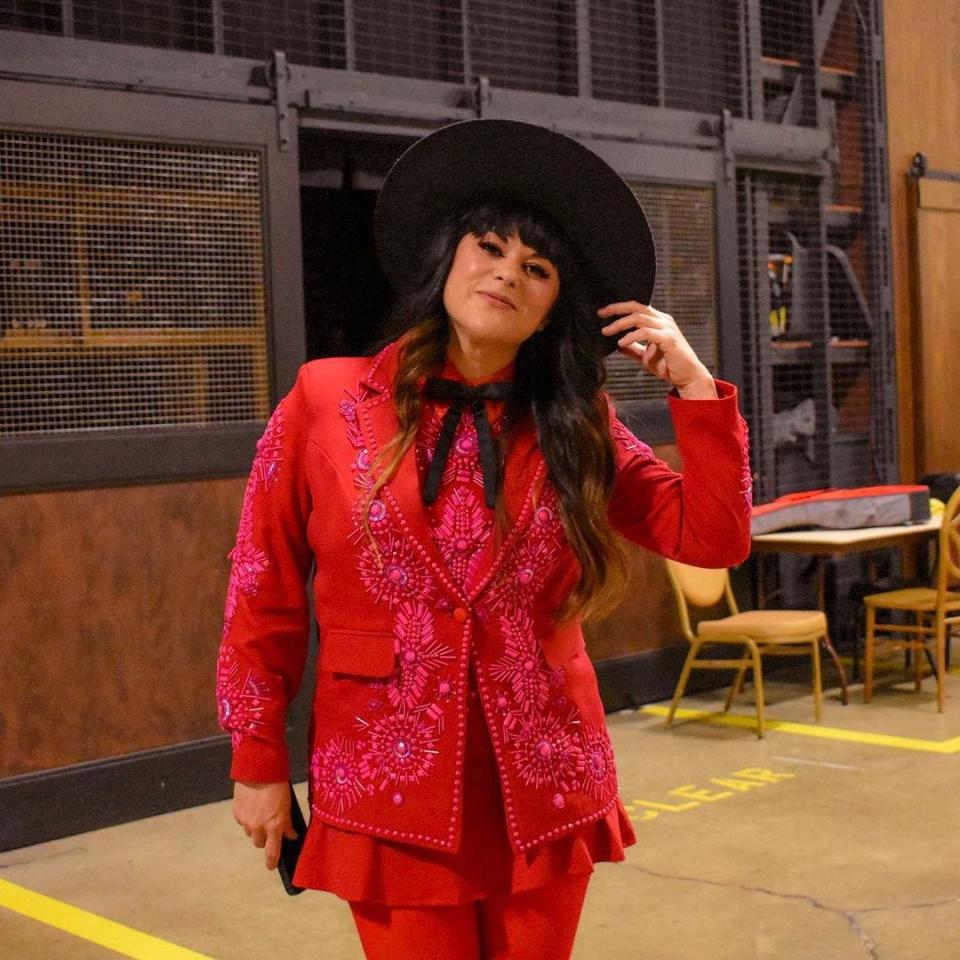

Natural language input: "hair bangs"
[455,197,569,270]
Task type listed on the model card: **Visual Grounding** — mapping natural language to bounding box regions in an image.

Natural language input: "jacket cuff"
[230,736,290,783]
[668,378,738,404]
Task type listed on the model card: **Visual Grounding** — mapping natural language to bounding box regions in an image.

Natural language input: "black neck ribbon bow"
[422,377,513,509]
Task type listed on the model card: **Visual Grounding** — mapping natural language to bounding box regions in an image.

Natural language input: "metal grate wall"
[2,0,746,109]
[0,0,896,500]
[0,130,269,435]
[737,0,891,503]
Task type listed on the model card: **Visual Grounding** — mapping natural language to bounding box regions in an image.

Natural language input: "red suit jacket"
[216,339,752,855]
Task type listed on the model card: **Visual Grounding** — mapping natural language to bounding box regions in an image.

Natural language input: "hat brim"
[374,119,656,357]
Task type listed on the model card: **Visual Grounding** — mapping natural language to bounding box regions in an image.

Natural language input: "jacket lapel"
[467,425,547,603]
[357,344,469,604]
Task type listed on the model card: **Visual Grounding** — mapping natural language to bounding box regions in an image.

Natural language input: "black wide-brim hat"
[373,119,656,356]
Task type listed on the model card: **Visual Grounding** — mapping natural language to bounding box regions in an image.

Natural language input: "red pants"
[349,870,591,960]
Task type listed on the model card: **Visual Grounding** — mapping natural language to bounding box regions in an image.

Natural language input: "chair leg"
[666,641,700,727]
[821,631,848,705]
[724,664,747,712]
[750,642,765,739]
[914,612,924,693]
[811,636,823,722]
[936,615,946,714]
[865,606,876,703]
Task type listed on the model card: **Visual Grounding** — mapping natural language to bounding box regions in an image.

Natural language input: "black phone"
[277,782,308,896]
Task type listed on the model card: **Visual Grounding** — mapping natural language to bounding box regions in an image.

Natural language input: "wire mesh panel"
[221,0,344,67]
[353,0,462,81]
[737,0,889,502]
[588,0,659,104]
[0,129,270,435]
[0,0,897,490]
[468,1,578,95]
[605,181,717,404]
[3,1,737,107]
[72,0,214,50]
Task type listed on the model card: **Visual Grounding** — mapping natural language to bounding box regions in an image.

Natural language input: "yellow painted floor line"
[0,878,215,960]
[641,705,960,754]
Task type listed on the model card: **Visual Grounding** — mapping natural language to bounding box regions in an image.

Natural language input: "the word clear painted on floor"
[623,768,796,824]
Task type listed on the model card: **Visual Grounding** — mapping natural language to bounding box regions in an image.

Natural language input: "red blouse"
[293,355,636,906]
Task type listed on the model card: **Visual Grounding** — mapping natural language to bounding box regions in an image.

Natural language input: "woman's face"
[442,230,560,357]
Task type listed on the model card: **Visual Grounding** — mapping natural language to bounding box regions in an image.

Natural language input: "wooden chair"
[863,486,960,712]
[664,559,825,738]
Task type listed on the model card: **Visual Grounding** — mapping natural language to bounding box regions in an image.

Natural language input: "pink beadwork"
[358,707,441,790]
[611,416,656,462]
[340,386,372,450]
[311,736,369,814]
[251,405,284,491]
[531,490,563,539]
[222,400,288,639]
[333,374,624,823]
[487,536,562,617]
[738,415,754,515]
[416,406,486,489]
[388,601,454,709]
[431,486,490,590]
[357,531,436,608]
[578,724,618,801]
[509,709,584,791]
[222,480,271,639]
[216,644,273,747]
[489,613,550,715]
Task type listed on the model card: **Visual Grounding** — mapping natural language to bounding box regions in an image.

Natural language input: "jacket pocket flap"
[320,630,396,677]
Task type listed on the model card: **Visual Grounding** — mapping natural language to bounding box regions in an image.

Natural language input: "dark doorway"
[299,130,411,359]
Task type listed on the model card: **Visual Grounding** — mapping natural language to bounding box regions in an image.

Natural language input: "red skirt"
[294,677,637,907]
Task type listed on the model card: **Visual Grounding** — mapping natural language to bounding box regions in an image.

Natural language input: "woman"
[216,119,751,959]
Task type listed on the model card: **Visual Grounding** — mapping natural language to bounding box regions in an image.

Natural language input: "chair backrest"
[664,558,738,643]
[935,485,960,599]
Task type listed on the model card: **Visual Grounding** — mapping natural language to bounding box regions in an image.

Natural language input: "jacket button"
[452,607,469,623]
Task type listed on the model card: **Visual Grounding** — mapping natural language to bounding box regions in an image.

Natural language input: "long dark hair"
[367,197,629,622]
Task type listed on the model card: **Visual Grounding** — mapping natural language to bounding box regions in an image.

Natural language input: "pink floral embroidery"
[341,385,376,490]
[509,709,584,791]
[332,374,622,822]
[431,486,490,590]
[530,488,564,541]
[487,537,562,617]
[221,401,285,639]
[357,530,436,608]
[311,736,371,814]
[222,482,271,639]
[388,601,454,709]
[738,414,754,515]
[251,405,284,491]
[578,724,618,801]
[490,613,550,715]
[416,407,490,490]
[340,386,371,448]
[216,644,273,747]
[611,416,656,462]
[357,706,441,791]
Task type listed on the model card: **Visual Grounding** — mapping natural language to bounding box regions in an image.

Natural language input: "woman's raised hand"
[599,301,717,399]
[233,780,298,870]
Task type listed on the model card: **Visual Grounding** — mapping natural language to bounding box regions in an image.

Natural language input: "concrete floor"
[3,662,960,960]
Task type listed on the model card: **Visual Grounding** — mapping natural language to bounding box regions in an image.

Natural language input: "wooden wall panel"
[1,438,686,779]
[0,478,244,776]
[884,0,960,480]
[915,179,960,472]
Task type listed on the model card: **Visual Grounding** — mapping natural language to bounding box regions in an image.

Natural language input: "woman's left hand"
[598,301,717,399]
